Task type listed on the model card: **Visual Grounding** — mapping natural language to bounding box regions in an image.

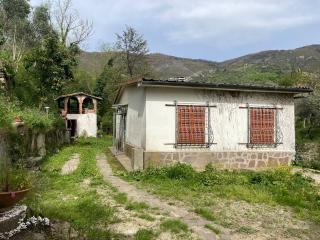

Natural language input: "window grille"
[174,102,213,148]
[250,108,275,144]
[244,105,283,148]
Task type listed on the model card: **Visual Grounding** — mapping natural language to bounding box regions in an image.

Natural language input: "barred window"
[177,105,206,145]
[249,108,275,144]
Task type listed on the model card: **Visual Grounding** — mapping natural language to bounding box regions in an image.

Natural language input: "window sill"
[243,143,282,148]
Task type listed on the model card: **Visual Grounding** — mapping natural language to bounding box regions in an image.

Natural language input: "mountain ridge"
[78,44,320,79]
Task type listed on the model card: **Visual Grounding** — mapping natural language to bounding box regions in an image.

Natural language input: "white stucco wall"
[67,113,97,137]
[145,87,295,153]
[118,85,146,149]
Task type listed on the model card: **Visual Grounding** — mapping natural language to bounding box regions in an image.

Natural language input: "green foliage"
[204,224,221,234]
[237,226,257,234]
[0,94,56,131]
[0,139,33,192]
[25,136,118,237]
[93,59,123,133]
[135,229,155,240]
[114,192,128,204]
[0,0,82,110]
[64,68,95,93]
[160,219,188,233]
[25,34,79,105]
[17,108,54,130]
[137,213,156,221]
[1,0,30,20]
[192,64,303,87]
[0,163,33,191]
[115,25,149,77]
[194,207,216,221]
[125,201,149,211]
[165,163,196,180]
[295,95,320,143]
[32,5,52,39]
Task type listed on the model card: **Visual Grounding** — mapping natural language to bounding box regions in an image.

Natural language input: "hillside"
[78,52,219,79]
[79,44,320,79]
[221,45,320,73]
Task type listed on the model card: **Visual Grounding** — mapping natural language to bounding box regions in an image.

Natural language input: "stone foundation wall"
[144,151,294,170]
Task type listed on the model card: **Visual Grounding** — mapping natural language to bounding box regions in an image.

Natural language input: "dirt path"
[292,167,320,185]
[96,153,227,240]
[61,153,80,175]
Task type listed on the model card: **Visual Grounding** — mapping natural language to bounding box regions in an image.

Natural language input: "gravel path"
[96,153,227,240]
[61,153,80,175]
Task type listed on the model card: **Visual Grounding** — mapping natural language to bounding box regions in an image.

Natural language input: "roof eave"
[55,92,102,101]
[139,81,313,94]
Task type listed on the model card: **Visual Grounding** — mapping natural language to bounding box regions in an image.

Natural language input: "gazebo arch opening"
[82,97,94,113]
[68,97,79,114]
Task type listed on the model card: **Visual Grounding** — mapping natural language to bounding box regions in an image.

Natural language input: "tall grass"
[124,163,320,223]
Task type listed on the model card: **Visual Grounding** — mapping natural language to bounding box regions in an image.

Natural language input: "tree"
[51,0,93,47]
[115,26,149,77]
[93,58,123,133]
[0,0,33,70]
[32,5,53,39]
[24,34,79,107]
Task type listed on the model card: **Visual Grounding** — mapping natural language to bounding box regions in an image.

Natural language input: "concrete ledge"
[109,147,133,171]
[0,205,27,233]
[124,143,144,170]
[144,151,294,171]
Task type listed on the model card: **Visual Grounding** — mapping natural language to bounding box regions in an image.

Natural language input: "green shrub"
[125,201,149,211]
[194,207,216,221]
[165,163,196,180]
[160,219,188,233]
[0,166,33,191]
[135,229,154,240]
[309,159,320,170]
[0,95,57,132]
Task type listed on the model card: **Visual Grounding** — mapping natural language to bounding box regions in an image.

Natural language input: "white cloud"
[29,0,320,57]
[151,0,319,42]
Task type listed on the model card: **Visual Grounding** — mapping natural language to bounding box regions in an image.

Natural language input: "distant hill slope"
[78,52,219,79]
[221,45,320,73]
[78,44,320,79]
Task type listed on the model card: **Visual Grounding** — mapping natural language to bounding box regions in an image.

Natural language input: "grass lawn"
[23,137,199,240]
[120,163,320,238]
[24,136,124,239]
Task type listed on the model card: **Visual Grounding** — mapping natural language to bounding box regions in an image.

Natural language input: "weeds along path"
[96,153,227,240]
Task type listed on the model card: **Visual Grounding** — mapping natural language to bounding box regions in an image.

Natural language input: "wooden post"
[93,99,97,113]
[79,96,83,114]
[64,97,68,113]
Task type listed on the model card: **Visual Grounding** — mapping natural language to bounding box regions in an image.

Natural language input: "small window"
[177,105,206,145]
[249,108,275,145]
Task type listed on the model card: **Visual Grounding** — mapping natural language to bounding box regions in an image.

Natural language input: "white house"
[55,92,102,138]
[112,78,312,170]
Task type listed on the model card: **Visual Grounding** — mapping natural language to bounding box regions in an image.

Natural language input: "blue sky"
[30,0,320,61]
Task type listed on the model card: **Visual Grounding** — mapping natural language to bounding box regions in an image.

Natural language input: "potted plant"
[0,155,32,209]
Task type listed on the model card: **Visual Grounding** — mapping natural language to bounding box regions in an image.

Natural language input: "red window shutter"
[250,108,275,144]
[177,106,205,144]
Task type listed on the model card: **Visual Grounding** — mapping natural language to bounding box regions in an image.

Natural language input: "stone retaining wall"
[296,143,320,163]
[144,151,294,170]
[0,128,69,166]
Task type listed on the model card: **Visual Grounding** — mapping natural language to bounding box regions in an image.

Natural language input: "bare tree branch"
[52,0,93,47]
[115,26,149,77]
